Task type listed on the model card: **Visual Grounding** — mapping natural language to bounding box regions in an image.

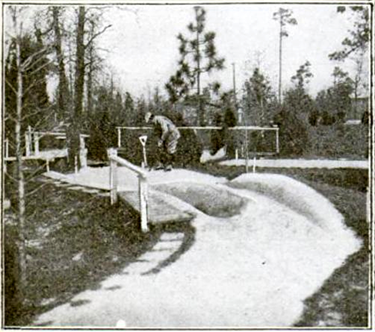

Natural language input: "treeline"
[5,5,369,162]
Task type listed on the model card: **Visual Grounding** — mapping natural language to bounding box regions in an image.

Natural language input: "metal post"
[117,128,121,148]
[138,174,149,233]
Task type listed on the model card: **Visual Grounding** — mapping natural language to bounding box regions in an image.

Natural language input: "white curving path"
[34,170,361,328]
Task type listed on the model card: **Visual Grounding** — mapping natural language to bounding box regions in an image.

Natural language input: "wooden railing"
[107,148,149,233]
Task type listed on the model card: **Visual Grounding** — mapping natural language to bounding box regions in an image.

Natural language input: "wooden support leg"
[109,150,118,205]
[138,175,149,233]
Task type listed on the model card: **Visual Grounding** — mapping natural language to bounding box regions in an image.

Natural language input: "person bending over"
[145,112,181,171]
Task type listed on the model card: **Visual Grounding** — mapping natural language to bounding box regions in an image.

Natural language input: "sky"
[4,3,370,100]
[95,3,369,99]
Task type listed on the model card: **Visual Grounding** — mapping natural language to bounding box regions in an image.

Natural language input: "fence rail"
[116,125,280,155]
[107,148,149,233]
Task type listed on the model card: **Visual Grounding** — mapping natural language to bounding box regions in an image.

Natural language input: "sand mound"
[229,173,354,234]
[154,182,247,218]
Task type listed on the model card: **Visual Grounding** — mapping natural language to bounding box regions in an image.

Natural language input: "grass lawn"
[4,174,194,327]
[3,164,370,327]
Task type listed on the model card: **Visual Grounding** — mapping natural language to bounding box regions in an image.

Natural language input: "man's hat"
[145,112,153,123]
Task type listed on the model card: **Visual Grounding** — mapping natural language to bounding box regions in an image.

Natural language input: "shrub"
[274,108,310,156]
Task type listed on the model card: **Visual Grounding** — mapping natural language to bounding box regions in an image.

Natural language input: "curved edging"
[228,173,354,235]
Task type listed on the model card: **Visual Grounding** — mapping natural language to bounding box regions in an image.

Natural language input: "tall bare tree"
[52,7,70,121]
[6,6,51,296]
[273,8,297,103]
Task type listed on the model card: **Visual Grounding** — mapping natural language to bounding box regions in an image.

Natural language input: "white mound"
[200,147,226,163]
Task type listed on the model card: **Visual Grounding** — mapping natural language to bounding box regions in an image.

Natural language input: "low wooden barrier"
[107,148,149,233]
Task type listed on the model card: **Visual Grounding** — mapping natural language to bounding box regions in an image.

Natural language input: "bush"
[87,112,117,161]
[174,113,203,167]
[308,124,368,159]
[274,109,310,156]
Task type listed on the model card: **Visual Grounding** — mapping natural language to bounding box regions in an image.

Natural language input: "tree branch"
[21,46,51,71]
[5,78,18,95]
[23,77,51,96]
[21,107,50,121]
[84,24,112,49]
[29,59,53,76]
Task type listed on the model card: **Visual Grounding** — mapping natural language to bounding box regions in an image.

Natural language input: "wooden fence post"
[25,133,30,156]
[138,174,149,233]
[79,136,87,169]
[109,148,118,205]
[253,156,256,173]
[117,128,121,148]
[74,156,78,174]
[276,128,280,154]
[34,132,40,155]
[5,139,9,158]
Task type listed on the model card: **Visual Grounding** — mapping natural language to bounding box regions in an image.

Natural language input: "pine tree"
[243,68,275,126]
[273,8,297,102]
[166,6,225,125]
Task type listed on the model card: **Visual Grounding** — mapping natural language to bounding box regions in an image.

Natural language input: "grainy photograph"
[2,1,372,328]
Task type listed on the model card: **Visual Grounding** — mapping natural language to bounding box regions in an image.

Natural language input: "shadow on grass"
[4,177,195,327]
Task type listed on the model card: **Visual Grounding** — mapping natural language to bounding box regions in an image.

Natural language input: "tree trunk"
[52,7,70,122]
[87,46,93,114]
[15,19,27,297]
[278,19,283,103]
[68,6,85,169]
[195,11,204,126]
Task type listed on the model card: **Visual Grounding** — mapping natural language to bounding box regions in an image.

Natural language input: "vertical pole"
[79,135,87,168]
[138,174,149,233]
[117,128,121,148]
[232,63,237,107]
[46,159,50,172]
[142,146,148,168]
[5,139,9,158]
[80,148,87,168]
[276,128,280,155]
[109,148,118,205]
[235,149,238,160]
[28,126,32,155]
[34,132,40,155]
[79,135,85,150]
[253,156,256,173]
[278,17,283,103]
[74,156,78,174]
[25,133,30,156]
[245,128,249,173]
